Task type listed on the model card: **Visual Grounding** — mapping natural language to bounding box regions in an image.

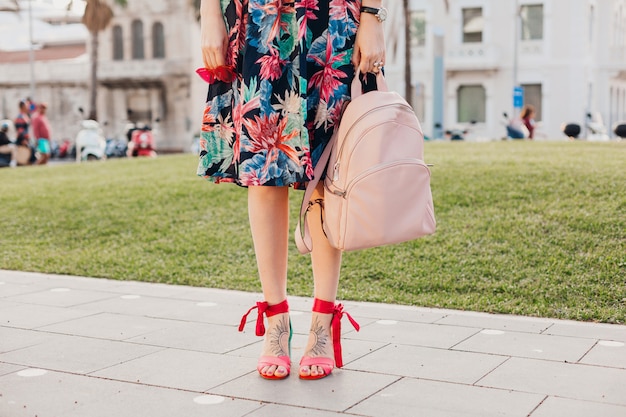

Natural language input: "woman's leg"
[299,182,342,378]
[248,185,291,378]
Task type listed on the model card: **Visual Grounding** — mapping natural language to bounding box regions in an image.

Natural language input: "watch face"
[377,7,388,21]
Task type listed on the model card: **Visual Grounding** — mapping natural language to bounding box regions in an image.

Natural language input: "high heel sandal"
[239,299,292,380]
[299,298,360,380]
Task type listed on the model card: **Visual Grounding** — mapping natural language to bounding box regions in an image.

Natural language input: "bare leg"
[300,182,342,378]
[248,185,290,378]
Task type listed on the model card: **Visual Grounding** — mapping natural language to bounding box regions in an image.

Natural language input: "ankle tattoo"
[307,316,329,356]
[267,316,289,356]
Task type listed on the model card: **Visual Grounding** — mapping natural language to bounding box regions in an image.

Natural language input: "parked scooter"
[127,125,157,158]
[75,120,106,162]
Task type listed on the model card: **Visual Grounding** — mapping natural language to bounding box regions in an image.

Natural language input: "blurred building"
[385,0,626,140]
[0,0,203,151]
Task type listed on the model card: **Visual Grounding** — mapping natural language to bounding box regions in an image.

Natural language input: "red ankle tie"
[312,298,360,368]
[239,299,289,336]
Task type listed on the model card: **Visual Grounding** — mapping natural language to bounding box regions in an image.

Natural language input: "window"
[521,83,542,121]
[462,7,483,43]
[410,10,426,47]
[152,22,165,59]
[520,5,543,41]
[112,25,123,60]
[457,85,486,123]
[131,19,144,60]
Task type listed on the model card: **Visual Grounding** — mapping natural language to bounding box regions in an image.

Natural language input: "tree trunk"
[403,0,413,106]
[88,30,98,121]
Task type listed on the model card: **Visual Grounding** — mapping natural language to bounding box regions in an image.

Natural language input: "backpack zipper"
[332,103,416,182]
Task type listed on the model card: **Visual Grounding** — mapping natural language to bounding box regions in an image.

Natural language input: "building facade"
[2,0,625,146]
[385,0,626,140]
[0,0,204,151]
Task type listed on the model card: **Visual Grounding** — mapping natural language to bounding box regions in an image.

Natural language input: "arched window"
[112,25,124,60]
[152,22,165,59]
[131,19,144,60]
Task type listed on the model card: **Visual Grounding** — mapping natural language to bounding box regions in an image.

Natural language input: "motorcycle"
[127,125,157,158]
[75,120,106,162]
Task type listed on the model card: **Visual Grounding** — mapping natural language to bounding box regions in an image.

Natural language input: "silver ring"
[373,61,382,67]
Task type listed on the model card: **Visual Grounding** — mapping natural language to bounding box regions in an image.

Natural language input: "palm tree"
[73,0,127,121]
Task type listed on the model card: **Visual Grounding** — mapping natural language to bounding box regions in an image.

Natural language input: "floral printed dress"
[197,0,361,187]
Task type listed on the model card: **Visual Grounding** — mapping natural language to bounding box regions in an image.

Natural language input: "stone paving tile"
[5,287,119,307]
[0,333,162,374]
[65,384,262,417]
[92,348,257,392]
[0,270,49,285]
[348,377,544,417]
[343,302,448,324]
[0,362,23,377]
[452,329,597,362]
[246,404,361,417]
[126,321,253,354]
[477,357,626,406]
[0,282,46,298]
[530,396,626,417]
[210,369,399,412]
[435,312,554,334]
[346,343,507,384]
[347,319,479,349]
[38,312,179,341]
[579,340,626,369]
[544,321,626,343]
[78,295,247,326]
[0,327,52,353]
[0,300,22,311]
[0,369,262,417]
[0,304,98,329]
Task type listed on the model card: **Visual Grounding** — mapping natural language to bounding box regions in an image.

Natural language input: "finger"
[351,47,361,71]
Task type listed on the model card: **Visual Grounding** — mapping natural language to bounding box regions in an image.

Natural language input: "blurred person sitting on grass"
[0,122,18,168]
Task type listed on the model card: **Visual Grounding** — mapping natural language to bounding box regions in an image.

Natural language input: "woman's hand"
[351,10,386,74]
[200,0,229,69]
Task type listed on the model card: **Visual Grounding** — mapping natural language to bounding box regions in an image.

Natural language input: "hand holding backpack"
[295,72,436,253]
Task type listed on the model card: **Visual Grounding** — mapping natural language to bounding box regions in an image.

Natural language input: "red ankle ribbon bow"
[196,66,236,84]
[239,301,269,336]
[239,299,289,337]
[331,303,360,368]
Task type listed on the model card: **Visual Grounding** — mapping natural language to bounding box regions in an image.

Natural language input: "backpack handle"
[350,70,389,99]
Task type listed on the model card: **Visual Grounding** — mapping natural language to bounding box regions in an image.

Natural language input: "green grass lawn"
[1,141,624,323]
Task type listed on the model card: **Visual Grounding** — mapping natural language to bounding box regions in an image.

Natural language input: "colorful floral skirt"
[197,0,360,187]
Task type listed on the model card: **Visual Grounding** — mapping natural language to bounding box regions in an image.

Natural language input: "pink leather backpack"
[296,72,436,253]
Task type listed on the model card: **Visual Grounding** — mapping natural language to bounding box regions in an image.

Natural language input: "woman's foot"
[258,312,291,379]
[239,300,292,380]
[299,311,334,379]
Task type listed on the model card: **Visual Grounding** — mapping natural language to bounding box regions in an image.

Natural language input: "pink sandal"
[239,299,292,380]
[299,298,360,380]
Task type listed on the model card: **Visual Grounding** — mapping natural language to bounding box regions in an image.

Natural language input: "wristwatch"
[360,6,388,22]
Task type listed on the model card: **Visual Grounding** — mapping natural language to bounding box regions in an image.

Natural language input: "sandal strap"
[312,298,360,368]
[239,299,289,336]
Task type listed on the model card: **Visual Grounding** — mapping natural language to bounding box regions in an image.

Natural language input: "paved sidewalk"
[1,270,625,417]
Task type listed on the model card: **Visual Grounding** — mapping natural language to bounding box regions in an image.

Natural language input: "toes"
[299,366,311,377]
[311,365,325,377]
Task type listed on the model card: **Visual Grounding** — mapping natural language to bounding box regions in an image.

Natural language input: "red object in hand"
[196,66,236,84]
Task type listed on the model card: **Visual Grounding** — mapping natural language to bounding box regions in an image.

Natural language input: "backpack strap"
[295,131,336,254]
